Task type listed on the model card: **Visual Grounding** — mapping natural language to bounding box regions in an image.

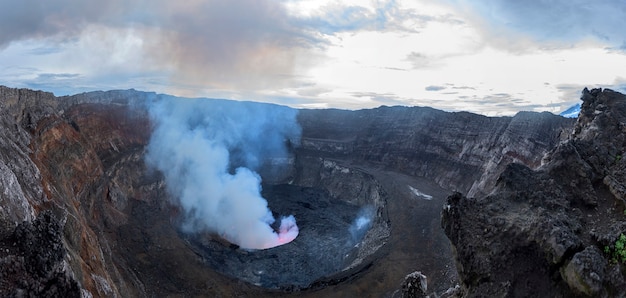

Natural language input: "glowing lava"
[274,215,299,247]
[221,215,299,250]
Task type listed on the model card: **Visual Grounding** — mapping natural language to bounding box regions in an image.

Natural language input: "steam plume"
[349,206,375,245]
[145,96,301,249]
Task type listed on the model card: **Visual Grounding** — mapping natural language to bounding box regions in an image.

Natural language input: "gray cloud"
[301,5,384,33]
[147,1,322,90]
[450,0,626,48]
[425,85,446,91]
[451,85,476,90]
[608,77,626,92]
[406,52,431,69]
[0,0,141,47]
[36,73,80,80]
[0,0,322,92]
[557,83,587,99]
[296,86,332,97]
[351,91,409,106]
[27,46,64,56]
[298,0,466,36]
[405,51,452,69]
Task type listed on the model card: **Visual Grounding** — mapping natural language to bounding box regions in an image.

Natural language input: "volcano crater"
[184,167,389,290]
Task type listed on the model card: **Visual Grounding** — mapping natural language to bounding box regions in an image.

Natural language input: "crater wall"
[0,86,577,296]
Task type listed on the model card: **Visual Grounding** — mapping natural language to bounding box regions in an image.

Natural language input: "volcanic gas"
[145,96,302,249]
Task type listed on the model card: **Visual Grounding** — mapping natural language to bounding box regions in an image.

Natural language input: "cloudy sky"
[1,0,626,115]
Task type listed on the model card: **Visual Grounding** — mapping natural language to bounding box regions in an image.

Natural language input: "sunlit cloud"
[1,0,626,115]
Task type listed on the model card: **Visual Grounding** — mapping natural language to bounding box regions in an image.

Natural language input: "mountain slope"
[560,103,581,118]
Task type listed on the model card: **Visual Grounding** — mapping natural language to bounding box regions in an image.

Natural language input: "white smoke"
[145,96,301,249]
[348,206,375,244]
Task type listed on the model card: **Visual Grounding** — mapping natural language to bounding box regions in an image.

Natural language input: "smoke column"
[145,96,301,249]
[349,206,375,245]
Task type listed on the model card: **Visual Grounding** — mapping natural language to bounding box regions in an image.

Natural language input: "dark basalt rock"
[13,211,65,277]
[399,271,428,298]
[562,246,606,296]
[0,211,80,298]
[443,88,626,297]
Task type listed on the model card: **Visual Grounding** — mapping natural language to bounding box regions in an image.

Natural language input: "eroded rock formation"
[443,88,626,297]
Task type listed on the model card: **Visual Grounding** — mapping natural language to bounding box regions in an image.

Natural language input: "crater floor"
[185,184,381,289]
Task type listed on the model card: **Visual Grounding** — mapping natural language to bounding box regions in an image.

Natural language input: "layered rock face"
[298,106,573,197]
[443,88,626,297]
[0,85,577,296]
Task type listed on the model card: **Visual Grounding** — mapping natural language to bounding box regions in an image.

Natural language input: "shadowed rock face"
[443,88,626,297]
[298,106,573,197]
[0,85,577,296]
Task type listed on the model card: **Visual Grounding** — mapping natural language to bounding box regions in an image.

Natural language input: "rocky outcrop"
[443,88,626,297]
[0,211,80,297]
[0,86,58,129]
[399,271,429,298]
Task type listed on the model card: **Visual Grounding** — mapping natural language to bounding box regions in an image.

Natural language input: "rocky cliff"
[0,85,578,296]
[298,106,573,197]
[443,88,626,297]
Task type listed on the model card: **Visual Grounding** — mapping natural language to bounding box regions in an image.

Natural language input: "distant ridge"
[559,103,580,118]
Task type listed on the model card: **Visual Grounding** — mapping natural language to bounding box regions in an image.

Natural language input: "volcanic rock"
[399,271,428,298]
[0,211,80,297]
[562,246,606,296]
[442,88,626,297]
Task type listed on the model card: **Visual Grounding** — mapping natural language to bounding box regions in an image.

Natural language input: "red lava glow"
[222,215,299,250]
[265,215,299,249]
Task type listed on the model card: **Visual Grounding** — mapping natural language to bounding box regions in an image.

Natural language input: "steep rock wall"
[442,88,626,297]
[298,106,574,196]
[0,87,57,236]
